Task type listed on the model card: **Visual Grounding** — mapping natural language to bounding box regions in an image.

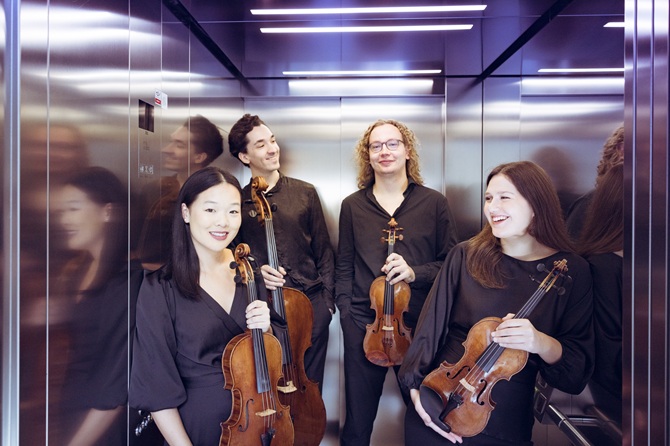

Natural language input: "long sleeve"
[334,197,355,317]
[537,255,595,394]
[398,244,463,394]
[307,187,336,311]
[129,271,186,411]
[409,194,459,288]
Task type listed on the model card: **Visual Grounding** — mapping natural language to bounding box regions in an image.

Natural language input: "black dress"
[398,243,595,445]
[129,268,286,445]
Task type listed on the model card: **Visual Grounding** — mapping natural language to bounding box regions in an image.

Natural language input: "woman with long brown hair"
[399,161,594,445]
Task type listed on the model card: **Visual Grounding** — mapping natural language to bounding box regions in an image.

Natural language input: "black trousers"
[303,290,333,391]
[340,313,403,446]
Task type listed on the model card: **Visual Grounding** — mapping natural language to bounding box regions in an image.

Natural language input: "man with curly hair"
[335,119,459,446]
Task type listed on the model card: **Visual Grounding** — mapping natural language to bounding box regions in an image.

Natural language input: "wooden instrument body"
[419,316,528,437]
[220,331,294,446]
[364,276,412,367]
[249,175,327,446]
[275,287,326,446]
[363,218,413,367]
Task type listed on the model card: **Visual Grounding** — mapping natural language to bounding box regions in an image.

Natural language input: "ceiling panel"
[175,0,624,81]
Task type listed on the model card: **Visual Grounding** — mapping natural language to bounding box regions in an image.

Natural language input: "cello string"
[265,218,297,385]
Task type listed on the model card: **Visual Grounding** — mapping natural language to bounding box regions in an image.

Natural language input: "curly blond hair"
[354,119,424,189]
[596,124,624,185]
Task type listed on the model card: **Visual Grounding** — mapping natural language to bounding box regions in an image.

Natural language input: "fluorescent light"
[251,5,486,15]
[288,79,434,96]
[283,69,442,76]
[522,77,624,95]
[261,24,473,33]
[604,22,625,27]
[538,68,624,73]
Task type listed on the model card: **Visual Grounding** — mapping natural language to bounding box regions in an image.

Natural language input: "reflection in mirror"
[136,115,224,271]
[48,167,141,445]
[578,162,624,434]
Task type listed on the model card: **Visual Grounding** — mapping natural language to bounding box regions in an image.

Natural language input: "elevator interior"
[2,0,626,444]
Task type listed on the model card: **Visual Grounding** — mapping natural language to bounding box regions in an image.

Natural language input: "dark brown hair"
[466,161,575,288]
[579,163,624,257]
[228,113,266,166]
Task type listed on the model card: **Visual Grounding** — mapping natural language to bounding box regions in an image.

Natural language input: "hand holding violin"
[245,299,271,332]
[381,253,415,285]
[491,314,563,365]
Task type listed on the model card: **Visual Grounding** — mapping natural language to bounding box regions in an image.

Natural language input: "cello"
[220,244,294,446]
[419,259,568,437]
[363,218,412,367]
[249,176,327,446]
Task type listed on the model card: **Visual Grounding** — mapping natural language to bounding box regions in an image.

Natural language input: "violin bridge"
[459,378,476,394]
[255,408,277,417]
[277,381,297,393]
[381,325,394,331]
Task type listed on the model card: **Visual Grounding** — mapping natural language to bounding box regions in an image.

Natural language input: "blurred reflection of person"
[137,115,224,270]
[579,163,624,427]
[20,122,90,445]
[51,167,142,446]
[566,125,624,241]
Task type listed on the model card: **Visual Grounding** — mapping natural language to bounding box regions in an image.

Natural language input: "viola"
[249,176,326,446]
[219,244,294,446]
[419,259,568,437]
[363,218,412,367]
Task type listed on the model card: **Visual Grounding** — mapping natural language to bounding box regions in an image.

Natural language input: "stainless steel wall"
[624,1,670,444]
[3,0,652,445]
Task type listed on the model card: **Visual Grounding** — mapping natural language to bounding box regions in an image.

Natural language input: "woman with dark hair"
[52,166,141,446]
[579,163,624,426]
[398,161,594,445]
[129,166,286,445]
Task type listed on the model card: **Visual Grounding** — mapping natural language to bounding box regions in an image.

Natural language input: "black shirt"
[335,181,458,329]
[237,174,336,310]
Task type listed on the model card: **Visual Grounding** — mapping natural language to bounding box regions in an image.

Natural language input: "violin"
[363,218,412,367]
[419,259,568,437]
[220,244,294,446]
[249,177,326,446]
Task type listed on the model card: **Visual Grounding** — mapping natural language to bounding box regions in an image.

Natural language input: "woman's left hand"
[245,300,271,332]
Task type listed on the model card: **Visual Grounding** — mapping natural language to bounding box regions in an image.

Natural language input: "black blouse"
[129,268,287,445]
[398,243,595,443]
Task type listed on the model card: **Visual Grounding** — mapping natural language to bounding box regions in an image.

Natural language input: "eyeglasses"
[368,139,404,153]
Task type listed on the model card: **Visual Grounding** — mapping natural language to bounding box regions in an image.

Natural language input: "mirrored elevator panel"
[5,1,630,445]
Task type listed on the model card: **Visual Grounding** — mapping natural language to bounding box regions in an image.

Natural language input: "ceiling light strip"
[251,5,486,15]
[261,25,473,33]
[538,68,624,73]
[604,22,625,27]
[283,69,442,76]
